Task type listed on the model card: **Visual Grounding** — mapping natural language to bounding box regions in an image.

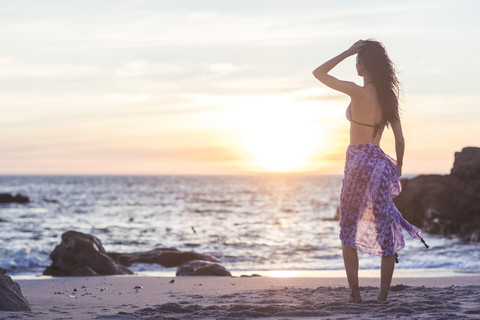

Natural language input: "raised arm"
[390,119,405,175]
[312,40,365,97]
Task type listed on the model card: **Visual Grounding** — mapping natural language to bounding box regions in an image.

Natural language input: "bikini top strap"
[348,104,386,137]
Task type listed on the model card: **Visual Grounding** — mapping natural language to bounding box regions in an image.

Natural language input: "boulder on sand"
[44,230,231,277]
[176,260,232,276]
[0,268,31,311]
[43,230,133,276]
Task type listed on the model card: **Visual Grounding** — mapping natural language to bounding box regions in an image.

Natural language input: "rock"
[0,268,31,311]
[43,231,133,276]
[394,147,480,241]
[176,260,232,276]
[450,147,480,179]
[0,193,29,204]
[108,248,219,268]
[44,231,227,277]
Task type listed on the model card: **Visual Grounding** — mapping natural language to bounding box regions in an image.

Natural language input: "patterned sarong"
[339,143,426,257]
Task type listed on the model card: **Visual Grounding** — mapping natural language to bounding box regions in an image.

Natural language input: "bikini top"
[346,104,386,138]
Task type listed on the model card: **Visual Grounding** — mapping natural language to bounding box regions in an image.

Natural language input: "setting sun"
[226,95,324,172]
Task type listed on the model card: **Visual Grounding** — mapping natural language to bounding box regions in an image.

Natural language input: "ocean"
[1,175,479,276]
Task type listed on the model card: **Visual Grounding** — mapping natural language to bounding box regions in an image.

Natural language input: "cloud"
[292,88,346,102]
[0,138,245,174]
[113,60,250,79]
[114,60,188,77]
[0,56,101,78]
[206,62,250,77]
[2,2,447,52]
[134,145,243,163]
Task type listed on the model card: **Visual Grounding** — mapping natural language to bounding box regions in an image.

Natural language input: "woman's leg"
[378,255,395,301]
[342,244,362,302]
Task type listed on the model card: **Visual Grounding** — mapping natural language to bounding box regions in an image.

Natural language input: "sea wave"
[1,175,479,276]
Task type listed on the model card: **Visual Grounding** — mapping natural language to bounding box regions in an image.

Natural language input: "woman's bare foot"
[348,292,363,303]
[377,294,387,301]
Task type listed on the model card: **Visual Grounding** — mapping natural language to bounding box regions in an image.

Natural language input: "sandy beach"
[1,271,479,319]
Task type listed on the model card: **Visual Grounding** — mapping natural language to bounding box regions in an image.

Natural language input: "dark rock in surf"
[108,248,219,268]
[176,260,232,276]
[43,197,59,203]
[0,193,29,204]
[0,268,31,311]
[394,147,480,242]
[44,230,227,277]
[43,231,133,276]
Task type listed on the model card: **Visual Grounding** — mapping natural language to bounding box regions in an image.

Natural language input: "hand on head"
[347,40,366,55]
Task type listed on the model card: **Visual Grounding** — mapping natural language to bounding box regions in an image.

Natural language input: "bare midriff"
[349,124,383,146]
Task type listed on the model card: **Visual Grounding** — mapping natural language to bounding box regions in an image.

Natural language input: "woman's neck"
[363,76,374,86]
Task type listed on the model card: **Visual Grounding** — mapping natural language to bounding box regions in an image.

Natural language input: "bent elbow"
[312,69,326,81]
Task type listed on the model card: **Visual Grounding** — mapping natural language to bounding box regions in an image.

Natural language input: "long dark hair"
[357,40,400,126]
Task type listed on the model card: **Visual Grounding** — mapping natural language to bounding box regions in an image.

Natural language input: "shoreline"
[11,267,480,280]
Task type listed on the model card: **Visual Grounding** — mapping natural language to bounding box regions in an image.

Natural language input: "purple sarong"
[339,143,425,257]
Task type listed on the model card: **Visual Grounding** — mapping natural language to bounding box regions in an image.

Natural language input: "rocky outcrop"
[0,193,29,204]
[176,260,232,276]
[108,248,219,268]
[43,231,134,276]
[0,268,31,312]
[44,231,231,276]
[394,147,480,241]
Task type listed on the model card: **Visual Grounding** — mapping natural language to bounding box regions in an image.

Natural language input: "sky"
[1,0,479,175]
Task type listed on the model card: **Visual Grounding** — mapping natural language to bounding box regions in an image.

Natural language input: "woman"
[312,40,428,302]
